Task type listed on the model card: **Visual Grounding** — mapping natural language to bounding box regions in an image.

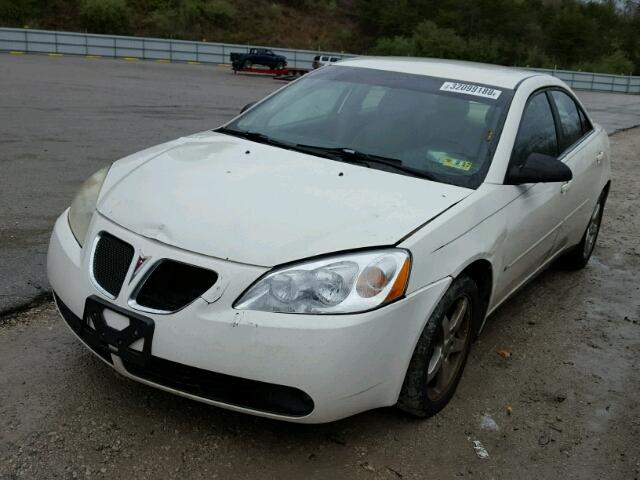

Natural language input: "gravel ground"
[1,53,640,313]
[0,123,638,478]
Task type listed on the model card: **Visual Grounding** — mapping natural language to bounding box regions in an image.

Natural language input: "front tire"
[397,274,479,418]
[558,189,607,270]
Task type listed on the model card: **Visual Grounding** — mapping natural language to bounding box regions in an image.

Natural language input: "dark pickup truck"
[230,48,287,70]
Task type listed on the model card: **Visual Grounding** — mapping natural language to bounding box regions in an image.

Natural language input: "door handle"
[595,151,604,165]
[561,181,571,195]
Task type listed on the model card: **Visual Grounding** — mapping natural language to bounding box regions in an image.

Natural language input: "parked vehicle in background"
[230,48,287,70]
[312,54,341,69]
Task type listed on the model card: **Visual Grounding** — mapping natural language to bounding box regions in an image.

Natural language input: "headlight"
[234,249,411,314]
[68,166,110,246]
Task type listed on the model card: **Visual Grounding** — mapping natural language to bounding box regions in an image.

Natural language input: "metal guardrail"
[529,67,639,94]
[0,27,354,70]
[1,27,638,93]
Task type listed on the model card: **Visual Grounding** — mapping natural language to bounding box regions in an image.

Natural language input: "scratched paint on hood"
[98,132,472,266]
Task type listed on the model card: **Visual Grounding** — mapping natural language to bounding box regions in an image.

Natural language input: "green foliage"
[372,21,467,59]
[578,51,635,75]
[194,0,236,27]
[147,0,236,38]
[362,0,640,74]
[80,0,130,34]
[373,36,414,56]
[1,0,640,74]
[0,0,28,25]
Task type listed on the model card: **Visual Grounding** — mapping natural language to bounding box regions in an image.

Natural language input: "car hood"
[97,133,472,266]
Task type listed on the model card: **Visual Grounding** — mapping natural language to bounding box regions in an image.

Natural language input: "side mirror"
[240,101,257,114]
[505,152,572,185]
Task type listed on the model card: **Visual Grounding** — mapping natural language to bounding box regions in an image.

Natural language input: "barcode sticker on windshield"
[440,82,501,99]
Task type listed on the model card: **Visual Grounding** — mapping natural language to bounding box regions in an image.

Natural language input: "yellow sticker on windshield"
[441,158,473,171]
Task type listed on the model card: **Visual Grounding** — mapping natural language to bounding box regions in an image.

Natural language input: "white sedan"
[48,58,610,423]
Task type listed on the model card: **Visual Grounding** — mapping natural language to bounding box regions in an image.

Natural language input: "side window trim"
[545,89,565,156]
[545,90,563,157]
[547,87,595,159]
[577,102,593,135]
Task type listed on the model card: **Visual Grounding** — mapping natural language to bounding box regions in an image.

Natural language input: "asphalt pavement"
[1,54,640,313]
[0,54,281,313]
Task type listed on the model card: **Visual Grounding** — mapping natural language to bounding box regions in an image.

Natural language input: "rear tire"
[557,189,607,270]
[242,60,252,69]
[397,274,480,418]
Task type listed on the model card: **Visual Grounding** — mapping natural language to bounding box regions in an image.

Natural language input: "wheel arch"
[456,258,493,337]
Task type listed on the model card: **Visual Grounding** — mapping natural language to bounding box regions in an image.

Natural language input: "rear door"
[547,89,604,251]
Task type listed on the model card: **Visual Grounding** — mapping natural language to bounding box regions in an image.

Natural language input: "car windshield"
[222,66,513,188]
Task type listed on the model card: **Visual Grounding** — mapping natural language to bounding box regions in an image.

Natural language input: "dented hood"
[97,133,472,266]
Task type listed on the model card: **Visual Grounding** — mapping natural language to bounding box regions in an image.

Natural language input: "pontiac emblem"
[131,253,151,282]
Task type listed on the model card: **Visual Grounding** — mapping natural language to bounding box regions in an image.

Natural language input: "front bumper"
[47,211,451,423]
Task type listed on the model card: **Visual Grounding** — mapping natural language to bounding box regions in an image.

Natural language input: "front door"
[494,91,565,301]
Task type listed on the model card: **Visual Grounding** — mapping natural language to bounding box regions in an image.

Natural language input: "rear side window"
[550,90,583,152]
[578,107,593,135]
[511,92,558,167]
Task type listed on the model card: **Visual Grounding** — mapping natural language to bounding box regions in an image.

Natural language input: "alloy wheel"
[583,201,602,259]
[427,295,471,401]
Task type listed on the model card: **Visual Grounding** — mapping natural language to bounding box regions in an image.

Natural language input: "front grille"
[92,232,134,298]
[122,356,314,417]
[133,260,218,312]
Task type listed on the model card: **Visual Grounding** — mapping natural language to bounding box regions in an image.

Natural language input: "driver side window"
[511,92,558,167]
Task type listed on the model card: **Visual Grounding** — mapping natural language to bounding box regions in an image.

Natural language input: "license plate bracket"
[82,295,155,367]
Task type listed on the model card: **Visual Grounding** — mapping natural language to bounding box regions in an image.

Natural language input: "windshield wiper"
[216,127,295,150]
[295,144,439,181]
[215,129,438,182]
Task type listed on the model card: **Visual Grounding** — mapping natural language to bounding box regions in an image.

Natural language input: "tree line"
[1,0,639,74]
[357,0,640,75]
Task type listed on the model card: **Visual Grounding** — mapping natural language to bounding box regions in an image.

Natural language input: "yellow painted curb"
[123,57,138,61]
[187,61,201,65]
[9,51,25,55]
[48,53,64,57]
[218,63,231,67]
[86,55,101,59]
[156,59,170,63]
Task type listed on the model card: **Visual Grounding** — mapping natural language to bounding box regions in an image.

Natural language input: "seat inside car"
[350,88,433,154]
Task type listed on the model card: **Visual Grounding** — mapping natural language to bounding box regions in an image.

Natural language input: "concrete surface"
[1,127,638,480]
[576,91,640,134]
[1,53,640,313]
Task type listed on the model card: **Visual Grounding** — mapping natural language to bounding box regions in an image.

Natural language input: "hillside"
[0,0,358,51]
[1,0,639,74]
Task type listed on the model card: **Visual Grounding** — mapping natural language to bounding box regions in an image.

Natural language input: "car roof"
[336,57,544,90]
